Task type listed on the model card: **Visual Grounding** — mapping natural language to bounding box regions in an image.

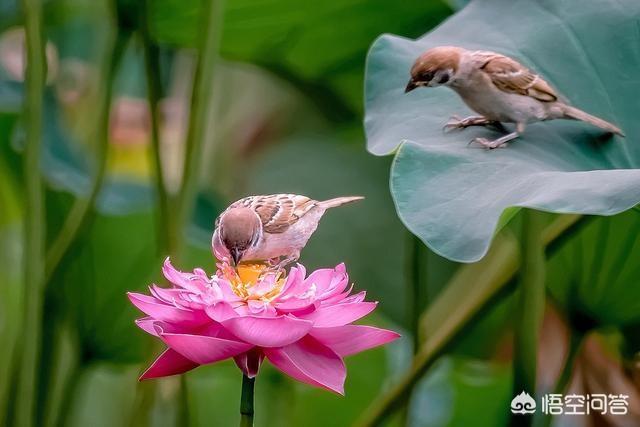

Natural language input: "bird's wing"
[229,194,318,234]
[476,52,558,102]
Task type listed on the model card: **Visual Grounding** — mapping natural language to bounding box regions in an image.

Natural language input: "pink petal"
[198,322,246,341]
[303,268,334,292]
[321,283,354,305]
[220,315,313,347]
[278,264,307,296]
[310,325,400,356]
[135,317,160,336]
[298,302,377,327]
[156,326,253,365]
[340,290,366,304]
[264,336,346,395]
[193,267,209,279]
[139,349,199,380]
[205,301,238,322]
[248,273,279,296]
[274,298,317,313]
[149,285,183,304]
[334,263,347,276]
[162,258,208,292]
[217,279,242,302]
[234,349,265,378]
[135,318,198,337]
[309,263,349,298]
[127,292,209,326]
[247,300,278,317]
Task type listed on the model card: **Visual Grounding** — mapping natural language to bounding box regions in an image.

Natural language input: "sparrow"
[212,194,364,266]
[405,46,624,149]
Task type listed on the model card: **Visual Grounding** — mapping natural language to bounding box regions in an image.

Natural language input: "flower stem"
[511,209,546,427]
[15,0,45,424]
[44,29,128,283]
[239,374,255,427]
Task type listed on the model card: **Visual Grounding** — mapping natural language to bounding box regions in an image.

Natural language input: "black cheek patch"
[438,73,450,84]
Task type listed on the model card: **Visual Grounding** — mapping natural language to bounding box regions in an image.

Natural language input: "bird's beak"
[230,248,241,266]
[405,79,418,93]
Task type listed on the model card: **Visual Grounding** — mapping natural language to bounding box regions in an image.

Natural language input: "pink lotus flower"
[128,259,400,394]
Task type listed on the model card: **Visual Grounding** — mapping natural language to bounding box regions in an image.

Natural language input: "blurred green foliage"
[547,210,640,328]
[149,0,452,114]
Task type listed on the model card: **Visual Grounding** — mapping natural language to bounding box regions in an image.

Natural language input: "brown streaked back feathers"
[219,194,364,235]
[476,52,558,102]
[225,194,317,234]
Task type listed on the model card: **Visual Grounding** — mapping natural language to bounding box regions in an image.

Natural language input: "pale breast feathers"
[225,194,318,234]
[475,52,558,102]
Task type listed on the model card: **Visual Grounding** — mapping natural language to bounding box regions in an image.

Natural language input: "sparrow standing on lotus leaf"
[405,46,624,149]
[212,194,364,267]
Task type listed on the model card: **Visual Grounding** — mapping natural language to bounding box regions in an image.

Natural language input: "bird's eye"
[420,71,434,81]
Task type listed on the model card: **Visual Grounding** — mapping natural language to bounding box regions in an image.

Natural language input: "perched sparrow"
[212,194,364,266]
[405,46,624,148]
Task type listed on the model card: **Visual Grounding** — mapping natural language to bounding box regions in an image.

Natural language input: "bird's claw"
[468,137,507,149]
[442,115,464,133]
[265,255,299,273]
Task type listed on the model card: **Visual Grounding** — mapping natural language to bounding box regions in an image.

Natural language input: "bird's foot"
[266,257,280,267]
[468,137,508,149]
[443,115,464,132]
[468,131,520,149]
[277,255,299,269]
[443,115,494,133]
[265,254,299,274]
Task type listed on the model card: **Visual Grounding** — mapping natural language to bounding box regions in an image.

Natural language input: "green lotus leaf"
[365,0,640,262]
[547,210,640,327]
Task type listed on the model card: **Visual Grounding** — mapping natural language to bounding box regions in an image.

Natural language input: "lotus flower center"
[223,263,285,302]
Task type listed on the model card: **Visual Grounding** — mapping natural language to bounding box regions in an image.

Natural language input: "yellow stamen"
[224,263,286,302]
[236,263,265,285]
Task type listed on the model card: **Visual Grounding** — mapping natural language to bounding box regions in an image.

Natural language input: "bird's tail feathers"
[319,196,364,209]
[561,105,625,137]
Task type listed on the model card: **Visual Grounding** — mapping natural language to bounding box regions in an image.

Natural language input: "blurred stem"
[179,376,189,426]
[140,0,174,255]
[15,0,45,424]
[511,210,546,427]
[135,2,224,425]
[400,233,428,425]
[239,375,255,427]
[355,214,585,427]
[538,330,585,427]
[54,366,81,427]
[175,0,224,259]
[407,233,427,353]
[44,31,128,283]
[553,331,583,395]
[41,317,79,427]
